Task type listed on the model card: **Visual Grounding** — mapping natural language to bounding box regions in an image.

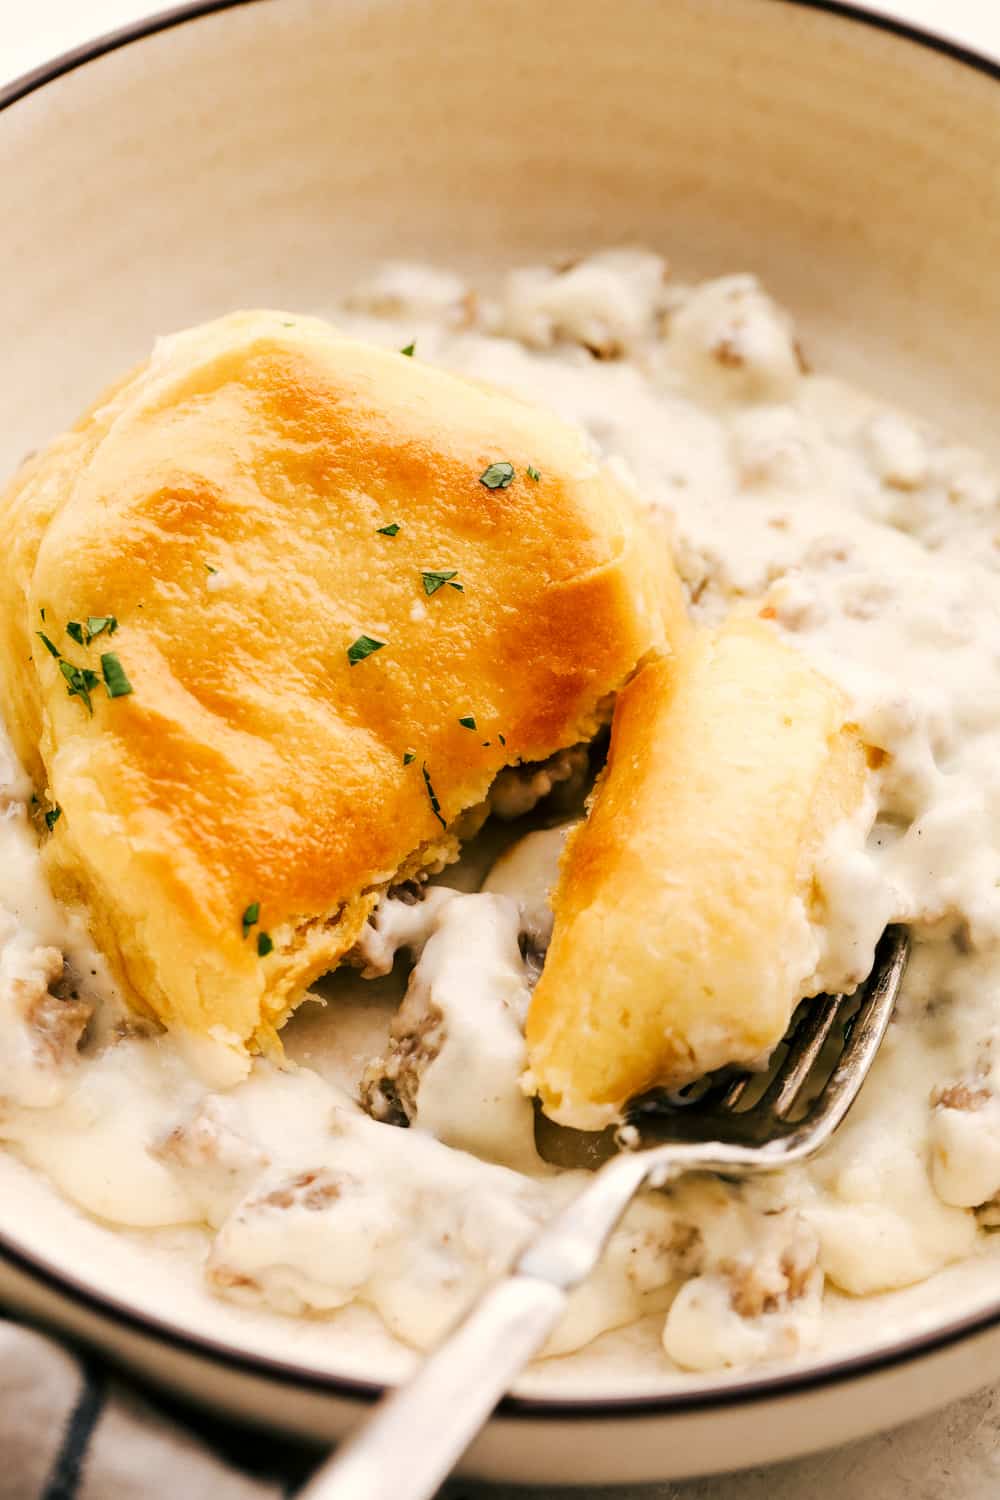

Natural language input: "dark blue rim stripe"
[0,0,270,112]
[776,0,1000,79]
[0,0,998,1425]
[1,0,997,114]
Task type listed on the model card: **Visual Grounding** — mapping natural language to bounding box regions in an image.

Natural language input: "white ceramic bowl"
[2,0,1000,1484]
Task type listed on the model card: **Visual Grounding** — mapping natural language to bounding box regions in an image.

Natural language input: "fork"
[302,925,909,1500]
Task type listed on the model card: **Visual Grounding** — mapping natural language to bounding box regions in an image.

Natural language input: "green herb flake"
[447,580,464,592]
[400,342,415,357]
[526,465,541,482]
[59,661,100,714]
[39,608,46,622]
[479,461,515,491]
[257,931,274,958]
[376,522,401,537]
[421,763,446,829]
[421,569,459,597]
[205,561,219,575]
[498,733,507,747]
[458,714,477,730]
[87,615,118,640]
[280,321,296,327]
[66,621,87,646]
[242,901,260,938]
[44,806,62,832]
[347,634,386,666]
[403,750,416,766]
[36,632,61,659]
[482,741,491,747]
[101,652,133,698]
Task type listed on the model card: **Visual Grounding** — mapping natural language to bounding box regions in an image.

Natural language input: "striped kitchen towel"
[0,1317,295,1500]
[13,1306,1000,1500]
[0,1317,504,1500]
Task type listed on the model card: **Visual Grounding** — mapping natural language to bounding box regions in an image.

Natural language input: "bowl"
[2,0,1000,1484]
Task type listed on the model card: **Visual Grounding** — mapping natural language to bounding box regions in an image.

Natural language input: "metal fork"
[302,926,909,1500]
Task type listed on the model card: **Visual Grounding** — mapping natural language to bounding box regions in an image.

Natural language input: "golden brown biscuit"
[526,613,872,1129]
[0,311,681,1067]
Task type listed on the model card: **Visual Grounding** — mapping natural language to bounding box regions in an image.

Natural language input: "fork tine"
[756,992,848,1119]
[716,1072,752,1109]
[803,927,908,1136]
[592,928,908,1164]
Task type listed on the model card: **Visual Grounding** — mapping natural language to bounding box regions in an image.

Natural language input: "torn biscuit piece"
[0,311,681,1065]
[526,612,873,1129]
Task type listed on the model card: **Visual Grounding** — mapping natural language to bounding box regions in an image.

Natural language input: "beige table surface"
[3,1,1000,1494]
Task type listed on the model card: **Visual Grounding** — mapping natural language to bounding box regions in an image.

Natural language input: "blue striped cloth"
[0,1317,307,1499]
[0,1317,506,1500]
[8,1308,1000,1500]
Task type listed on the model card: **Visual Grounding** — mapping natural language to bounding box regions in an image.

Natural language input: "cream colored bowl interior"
[2,0,1000,1409]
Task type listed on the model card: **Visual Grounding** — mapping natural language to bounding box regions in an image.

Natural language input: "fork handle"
[299,1275,565,1500]
[300,1149,657,1500]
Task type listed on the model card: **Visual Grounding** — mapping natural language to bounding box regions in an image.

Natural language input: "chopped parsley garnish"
[376,522,401,537]
[421,763,446,829]
[498,732,507,747]
[347,634,386,666]
[403,750,416,765]
[458,714,477,730]
[257,931,274,957]
[59,661,100,714]
[87,615,118,640]
[39,608,46,622]
[44,628,131,712]
[66,616,119,647]
[479,461,515,490]
[205,561,219,575]
[482,741,491,747]
[242,901,260,937]
[44,806,62,832]
[421,569,462,597]
[101,652,133,698]
[400,342,415,357]
[526,465,541,482]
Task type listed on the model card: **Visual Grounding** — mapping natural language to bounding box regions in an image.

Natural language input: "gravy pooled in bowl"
[1,250,998,1374]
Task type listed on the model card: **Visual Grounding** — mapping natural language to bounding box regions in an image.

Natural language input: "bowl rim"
[2,0,1000,1423]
